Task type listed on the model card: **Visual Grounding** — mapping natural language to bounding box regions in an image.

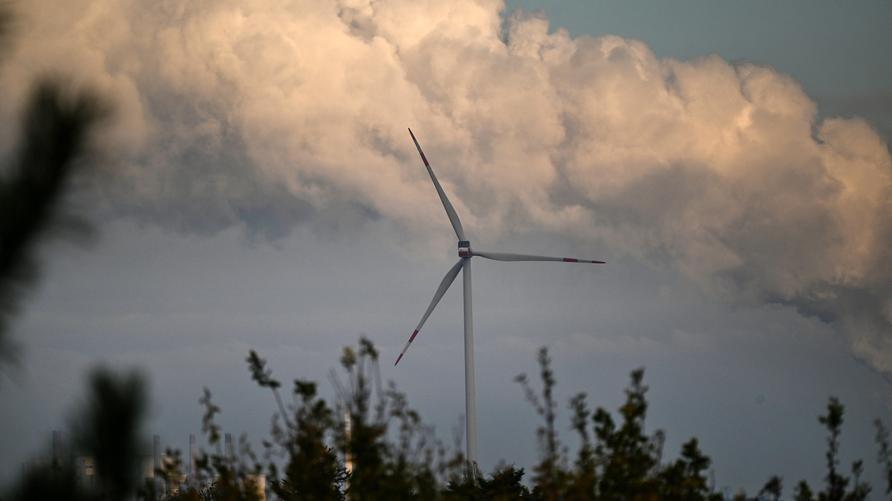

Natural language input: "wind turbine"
[395,128,605,472]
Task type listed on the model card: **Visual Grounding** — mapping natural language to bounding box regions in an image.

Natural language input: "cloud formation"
[2,0,890,373]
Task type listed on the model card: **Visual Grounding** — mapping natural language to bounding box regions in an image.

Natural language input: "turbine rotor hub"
[458,240,471,258]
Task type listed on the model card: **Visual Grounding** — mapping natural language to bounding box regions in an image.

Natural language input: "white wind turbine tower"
[395,129,605,473]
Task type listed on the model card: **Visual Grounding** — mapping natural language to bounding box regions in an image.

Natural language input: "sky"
[1,0,891,495]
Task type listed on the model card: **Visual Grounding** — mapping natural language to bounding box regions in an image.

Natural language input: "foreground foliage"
[3,339,885,501]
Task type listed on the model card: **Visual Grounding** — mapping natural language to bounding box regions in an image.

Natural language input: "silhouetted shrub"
[6,337,891,501]
[790,397,870,501]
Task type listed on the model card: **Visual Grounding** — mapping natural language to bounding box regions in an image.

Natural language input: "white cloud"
[2,0,890,374]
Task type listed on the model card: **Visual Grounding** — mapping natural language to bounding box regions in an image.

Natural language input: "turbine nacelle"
[458,240,471,258]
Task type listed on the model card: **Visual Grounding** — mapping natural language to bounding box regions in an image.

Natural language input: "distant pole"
[189,433,196,481]
[225,433,234,464]
[153,435,161,500]
[344,408,353,497]
[52,430,62,469]
[344,409,353,475]
[153,434,161,471]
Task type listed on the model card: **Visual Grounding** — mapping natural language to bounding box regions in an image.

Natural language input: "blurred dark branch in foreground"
[6,367,150,501]
[0,80,106,360]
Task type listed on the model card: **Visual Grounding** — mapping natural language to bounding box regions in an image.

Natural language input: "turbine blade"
[408,128,466,241]
[472,250,605,264]
[395,259,465,366]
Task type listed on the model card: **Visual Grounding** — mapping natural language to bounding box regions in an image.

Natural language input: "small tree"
[758,475,783,501]
[874,419,892,496]
[794,397,870,501]
[515,347,569,499]
[592,368,663,500]
[517,349,723,501]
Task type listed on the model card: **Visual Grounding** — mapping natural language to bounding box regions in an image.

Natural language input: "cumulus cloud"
[1,0,890,373]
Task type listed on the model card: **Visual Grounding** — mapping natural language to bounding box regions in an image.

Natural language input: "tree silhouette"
[875,419,892,496]
[6,337,892,500]
[792,397,870,501]
[515,351,722,501]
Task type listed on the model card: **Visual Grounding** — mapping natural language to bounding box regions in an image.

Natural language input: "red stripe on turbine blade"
[394,353,404,366]
[409,329,419,342]
[562,258,578,262]
[408,128,430,166]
